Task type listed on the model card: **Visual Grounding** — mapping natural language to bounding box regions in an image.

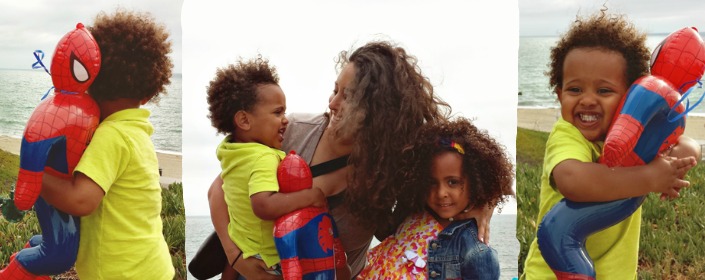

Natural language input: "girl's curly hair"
[336,40,451,229]
[88,9,173,103]
[393,117,514,229]
[548,10,650,93]
[207,55,279,135]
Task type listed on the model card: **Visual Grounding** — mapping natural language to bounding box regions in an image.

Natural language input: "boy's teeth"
[580,114,597,122]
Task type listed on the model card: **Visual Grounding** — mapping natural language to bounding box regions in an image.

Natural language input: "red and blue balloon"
[273,151,347,280]
[0,23,100,279]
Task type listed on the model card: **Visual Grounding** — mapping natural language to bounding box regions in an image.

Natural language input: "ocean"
[519,34,705,115]
[0,69,182,153]
[185,214,519,279]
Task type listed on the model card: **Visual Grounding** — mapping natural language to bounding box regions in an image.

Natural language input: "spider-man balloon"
[273,151,347,280]
[0,23,100,279]
[538,27,705,279]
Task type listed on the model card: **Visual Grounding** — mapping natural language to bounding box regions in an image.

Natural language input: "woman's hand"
[233,257,282,280]
[455,204,494,244]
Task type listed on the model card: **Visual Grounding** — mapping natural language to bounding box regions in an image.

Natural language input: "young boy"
[40,9,175,279]
[206,56,332,278]
[521,12,700,279]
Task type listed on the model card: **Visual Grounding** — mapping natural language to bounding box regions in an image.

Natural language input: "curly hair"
[392,117,514,229]
[206,55,279,135]
[547,10,650,93]
[88,9,173,103]
[336,40,451,229]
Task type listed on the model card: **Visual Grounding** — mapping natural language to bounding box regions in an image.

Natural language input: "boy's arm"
[250,188,326,221]
[553,155,695,202]
[670,135,702,162]
[40,172,105,216]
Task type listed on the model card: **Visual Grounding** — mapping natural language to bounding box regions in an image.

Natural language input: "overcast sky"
[0,0,182,72]
[182,0,519,216]
[521,0,705,36]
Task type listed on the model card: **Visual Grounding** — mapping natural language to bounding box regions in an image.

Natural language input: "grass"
[516,127,705,278]
[0,149,186,279]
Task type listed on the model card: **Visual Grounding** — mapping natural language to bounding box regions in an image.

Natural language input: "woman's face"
[328,62,356,134]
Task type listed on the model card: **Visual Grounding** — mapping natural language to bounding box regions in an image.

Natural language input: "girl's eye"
[447,179,463,188]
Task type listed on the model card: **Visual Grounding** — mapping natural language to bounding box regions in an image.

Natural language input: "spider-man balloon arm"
[40,171,104,216]
[251,188,326,221]
[551,156,693,202]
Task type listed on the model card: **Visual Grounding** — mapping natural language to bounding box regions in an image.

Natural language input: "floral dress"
[357,211,443,279]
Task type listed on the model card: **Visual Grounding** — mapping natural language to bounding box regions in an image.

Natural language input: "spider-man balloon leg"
[538,76,686,279]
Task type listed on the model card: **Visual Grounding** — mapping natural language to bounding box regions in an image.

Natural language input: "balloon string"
[32,50,51,75]
[668,80,705,122]
[40,87,54,100]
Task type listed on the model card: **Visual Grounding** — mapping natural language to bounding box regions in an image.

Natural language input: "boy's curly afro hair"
[548,10,650,93]
[88,9,173,103]
[206,55,279,135]
[392,117,515,228]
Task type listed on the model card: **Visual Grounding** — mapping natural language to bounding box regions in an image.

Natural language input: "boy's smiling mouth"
[579,113,598,122]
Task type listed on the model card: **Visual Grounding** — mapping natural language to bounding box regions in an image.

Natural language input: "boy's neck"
[97,98,144,121]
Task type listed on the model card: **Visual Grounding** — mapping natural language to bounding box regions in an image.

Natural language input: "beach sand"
[518,108,705,159]
[0,135,182,187]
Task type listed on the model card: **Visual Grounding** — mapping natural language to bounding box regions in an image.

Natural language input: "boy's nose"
[579,93,598,106]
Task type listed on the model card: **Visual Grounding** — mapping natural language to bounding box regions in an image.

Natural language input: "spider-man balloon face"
[49,23,101,94]
[650,27,705,92]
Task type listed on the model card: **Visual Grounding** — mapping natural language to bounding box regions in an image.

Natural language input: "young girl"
[357,117,514,279]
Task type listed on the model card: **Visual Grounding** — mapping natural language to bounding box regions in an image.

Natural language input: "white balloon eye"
[70,52,90,83]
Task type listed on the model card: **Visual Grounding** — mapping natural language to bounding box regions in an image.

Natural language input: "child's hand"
[648,154,696,198]
[308,187,327,208]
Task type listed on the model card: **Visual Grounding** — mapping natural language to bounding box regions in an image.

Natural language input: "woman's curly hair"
[336,40,451,229]
[206,55,279,135]
[547,10,650,93]
[88,9,173,103]
[392,117,515,229]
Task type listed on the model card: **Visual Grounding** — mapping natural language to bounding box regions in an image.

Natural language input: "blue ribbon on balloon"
[668,80,705,122]
[32,50,78,100]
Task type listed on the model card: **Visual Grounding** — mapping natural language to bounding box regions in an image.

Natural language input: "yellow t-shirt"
[217,138,285,267]
[74,108,174,280]
[521,118,640,280]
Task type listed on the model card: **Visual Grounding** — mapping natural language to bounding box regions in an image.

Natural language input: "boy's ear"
[555,86,562,103]
[234,111,251,131]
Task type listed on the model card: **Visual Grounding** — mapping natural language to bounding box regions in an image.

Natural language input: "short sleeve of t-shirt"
[543,118,602,189]
[248,152,282,196]
[75,124,130,192]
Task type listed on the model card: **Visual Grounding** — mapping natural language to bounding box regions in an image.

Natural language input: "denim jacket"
[427,219,500,280]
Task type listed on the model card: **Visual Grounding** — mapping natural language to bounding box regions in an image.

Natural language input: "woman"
[190,40,498,279]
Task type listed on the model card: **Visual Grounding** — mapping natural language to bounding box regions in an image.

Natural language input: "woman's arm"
[208,175,281,280]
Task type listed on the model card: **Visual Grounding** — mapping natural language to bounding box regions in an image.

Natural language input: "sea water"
[185,214,519,279]
[0,69,182,152]
[519,34,705,115]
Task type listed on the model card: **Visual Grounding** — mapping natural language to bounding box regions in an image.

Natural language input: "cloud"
[0,0,182,72]
[520,0,705,36]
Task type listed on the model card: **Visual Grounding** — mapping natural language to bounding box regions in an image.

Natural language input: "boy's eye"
[597,88,613,95]
[566,87,581,94]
